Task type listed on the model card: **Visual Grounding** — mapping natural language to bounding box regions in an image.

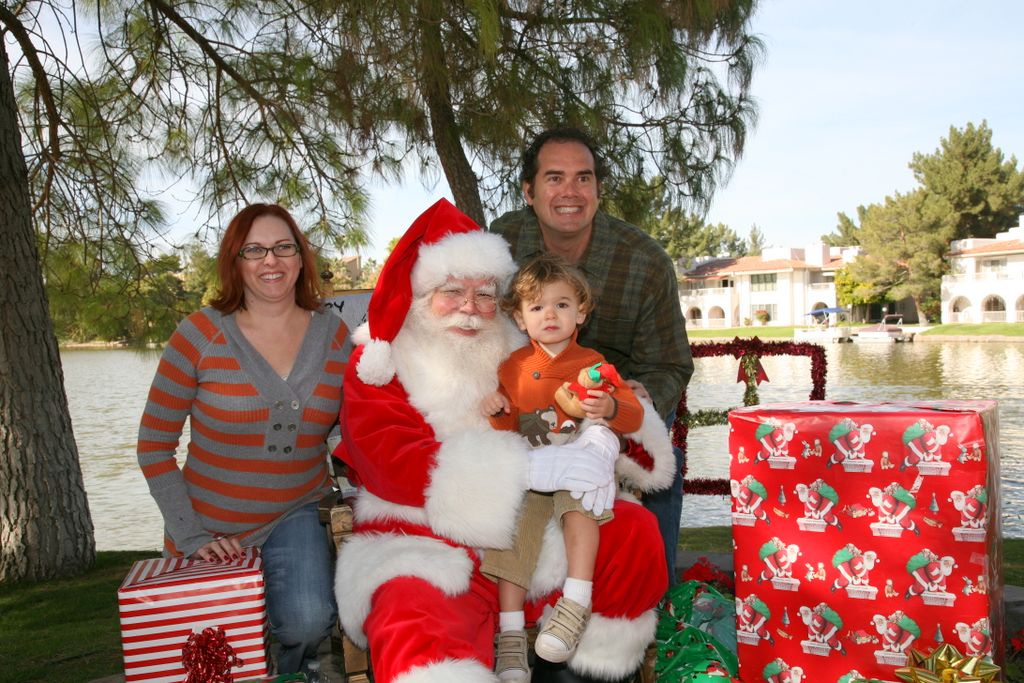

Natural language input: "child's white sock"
[500,610,526,633]
[562,578,593,608]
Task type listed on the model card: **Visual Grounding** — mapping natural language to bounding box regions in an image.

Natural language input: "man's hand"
[480,391,511,417]
[528,424,619,514]
[192,534,243,563]
[625,379,651,403]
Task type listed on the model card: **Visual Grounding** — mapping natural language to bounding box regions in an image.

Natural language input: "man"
[490,127,694,584]
[334,199,673,683]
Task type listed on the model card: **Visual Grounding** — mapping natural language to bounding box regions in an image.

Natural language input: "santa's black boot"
[531,656,635,683]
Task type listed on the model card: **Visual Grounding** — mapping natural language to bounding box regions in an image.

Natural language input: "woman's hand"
[192,534,243,563]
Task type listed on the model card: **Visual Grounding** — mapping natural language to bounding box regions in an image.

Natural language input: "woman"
[137,203,351,674]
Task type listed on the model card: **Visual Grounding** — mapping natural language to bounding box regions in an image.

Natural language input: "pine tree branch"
[0,4,61,160]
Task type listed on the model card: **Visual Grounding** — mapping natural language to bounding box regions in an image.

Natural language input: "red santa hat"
[355,198,517,386]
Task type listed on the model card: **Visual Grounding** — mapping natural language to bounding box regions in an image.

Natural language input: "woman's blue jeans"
[260,501,336,673]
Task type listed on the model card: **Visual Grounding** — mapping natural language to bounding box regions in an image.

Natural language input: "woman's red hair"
[209,204,323,313]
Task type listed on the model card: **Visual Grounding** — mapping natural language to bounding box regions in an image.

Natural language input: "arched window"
[981,295,1006,323]
[949,296,971,323]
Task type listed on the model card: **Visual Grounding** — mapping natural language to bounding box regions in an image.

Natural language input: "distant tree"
[180,240,219,309]
[131,254,194,342]
[909,121,1024,240]
[833,267,885,309]
[746,224,766,256]
[824,210,863,246]
[613,176,745,262]
[356,258,384,289]
[845,189,954,322]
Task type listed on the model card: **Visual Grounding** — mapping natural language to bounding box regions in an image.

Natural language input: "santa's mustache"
[444,313,485,331]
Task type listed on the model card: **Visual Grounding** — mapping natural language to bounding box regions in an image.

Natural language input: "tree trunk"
[416,0,486,225]
[0,43,95,582]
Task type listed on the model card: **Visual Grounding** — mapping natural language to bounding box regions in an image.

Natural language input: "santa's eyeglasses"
[436,287,498,312]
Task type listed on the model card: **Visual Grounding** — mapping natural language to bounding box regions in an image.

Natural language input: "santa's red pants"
[362,501,667,682]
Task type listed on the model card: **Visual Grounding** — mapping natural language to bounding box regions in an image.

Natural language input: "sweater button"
[273,423,282,431]
[291,400,300,410]
[283,446,292,454]
[268,445,277,453]
[532,371,541,379]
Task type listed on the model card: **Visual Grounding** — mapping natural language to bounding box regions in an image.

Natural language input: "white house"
[678,243,859,328]
[941,215,1024,323]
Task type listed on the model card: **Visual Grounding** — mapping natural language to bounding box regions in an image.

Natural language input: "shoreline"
[689,333,1024,343]
[60,340,161,349]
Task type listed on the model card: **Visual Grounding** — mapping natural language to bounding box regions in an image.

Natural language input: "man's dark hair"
[520,127,608,188]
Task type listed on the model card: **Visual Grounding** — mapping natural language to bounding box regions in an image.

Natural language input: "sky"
[357,1,1024,262]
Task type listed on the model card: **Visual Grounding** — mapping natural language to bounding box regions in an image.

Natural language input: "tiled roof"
[953,239,1024,256]
[684,255,847,277]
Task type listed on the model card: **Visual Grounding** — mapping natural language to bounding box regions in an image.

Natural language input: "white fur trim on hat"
[334,532,474,647]
[569,609,658,679]
[412,231,517,297]
[356,337,396,386]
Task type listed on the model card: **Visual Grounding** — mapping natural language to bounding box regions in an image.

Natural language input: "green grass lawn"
[687,322,1024,339]
[0,551,159,683]
[921,322,1024,336]
[3,540,1022,681]
[687,326,797,339]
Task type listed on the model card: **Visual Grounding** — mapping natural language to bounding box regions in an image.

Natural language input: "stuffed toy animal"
[555,362,624,419]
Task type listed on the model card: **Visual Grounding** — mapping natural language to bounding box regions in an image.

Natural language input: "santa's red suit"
[332,200,672,683]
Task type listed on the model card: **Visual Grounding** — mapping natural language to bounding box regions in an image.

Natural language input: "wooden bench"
[318,491,370,683]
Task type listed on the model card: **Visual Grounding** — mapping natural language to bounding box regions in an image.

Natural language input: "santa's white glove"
[528,424,619,514]
[572,480,617,516]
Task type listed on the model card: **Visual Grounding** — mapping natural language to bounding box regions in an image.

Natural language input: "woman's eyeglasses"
[238,243,300,260]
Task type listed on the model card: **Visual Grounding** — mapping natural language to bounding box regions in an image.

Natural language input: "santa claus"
[333,200,671,683]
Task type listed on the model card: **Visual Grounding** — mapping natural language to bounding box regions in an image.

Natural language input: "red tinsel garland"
[674,337,828,496]
[181,626,243,683]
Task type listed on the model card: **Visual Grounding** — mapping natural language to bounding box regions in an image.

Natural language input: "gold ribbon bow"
[894,644,1001,683]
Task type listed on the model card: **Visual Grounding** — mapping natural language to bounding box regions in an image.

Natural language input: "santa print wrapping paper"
[118,549,269,682]
[729,401,1002,683]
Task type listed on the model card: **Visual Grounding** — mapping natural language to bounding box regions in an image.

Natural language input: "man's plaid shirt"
[489,208,693,419]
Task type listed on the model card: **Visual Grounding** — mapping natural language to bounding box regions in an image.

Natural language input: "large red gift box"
[729,401,1002,683]
[118,549,269,682]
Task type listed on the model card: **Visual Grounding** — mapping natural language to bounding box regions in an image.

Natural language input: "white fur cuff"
[334,533,474,647]
[424,429,530,548]
[618,399,676,492]
[570,609,658,680]
[395,657,499,683]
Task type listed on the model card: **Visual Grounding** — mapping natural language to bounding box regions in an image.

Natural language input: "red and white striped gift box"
[118,549,269,682]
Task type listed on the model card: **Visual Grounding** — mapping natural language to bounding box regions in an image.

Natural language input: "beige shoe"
[534,597,590,663]
[495,629,530,682]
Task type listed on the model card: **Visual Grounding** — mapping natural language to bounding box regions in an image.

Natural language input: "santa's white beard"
[391,298,519,438]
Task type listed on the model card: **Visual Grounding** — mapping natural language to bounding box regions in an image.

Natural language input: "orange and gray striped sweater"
[137,307,351,556]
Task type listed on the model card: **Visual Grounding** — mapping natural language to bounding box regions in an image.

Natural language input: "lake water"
[62,340,1024,550]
